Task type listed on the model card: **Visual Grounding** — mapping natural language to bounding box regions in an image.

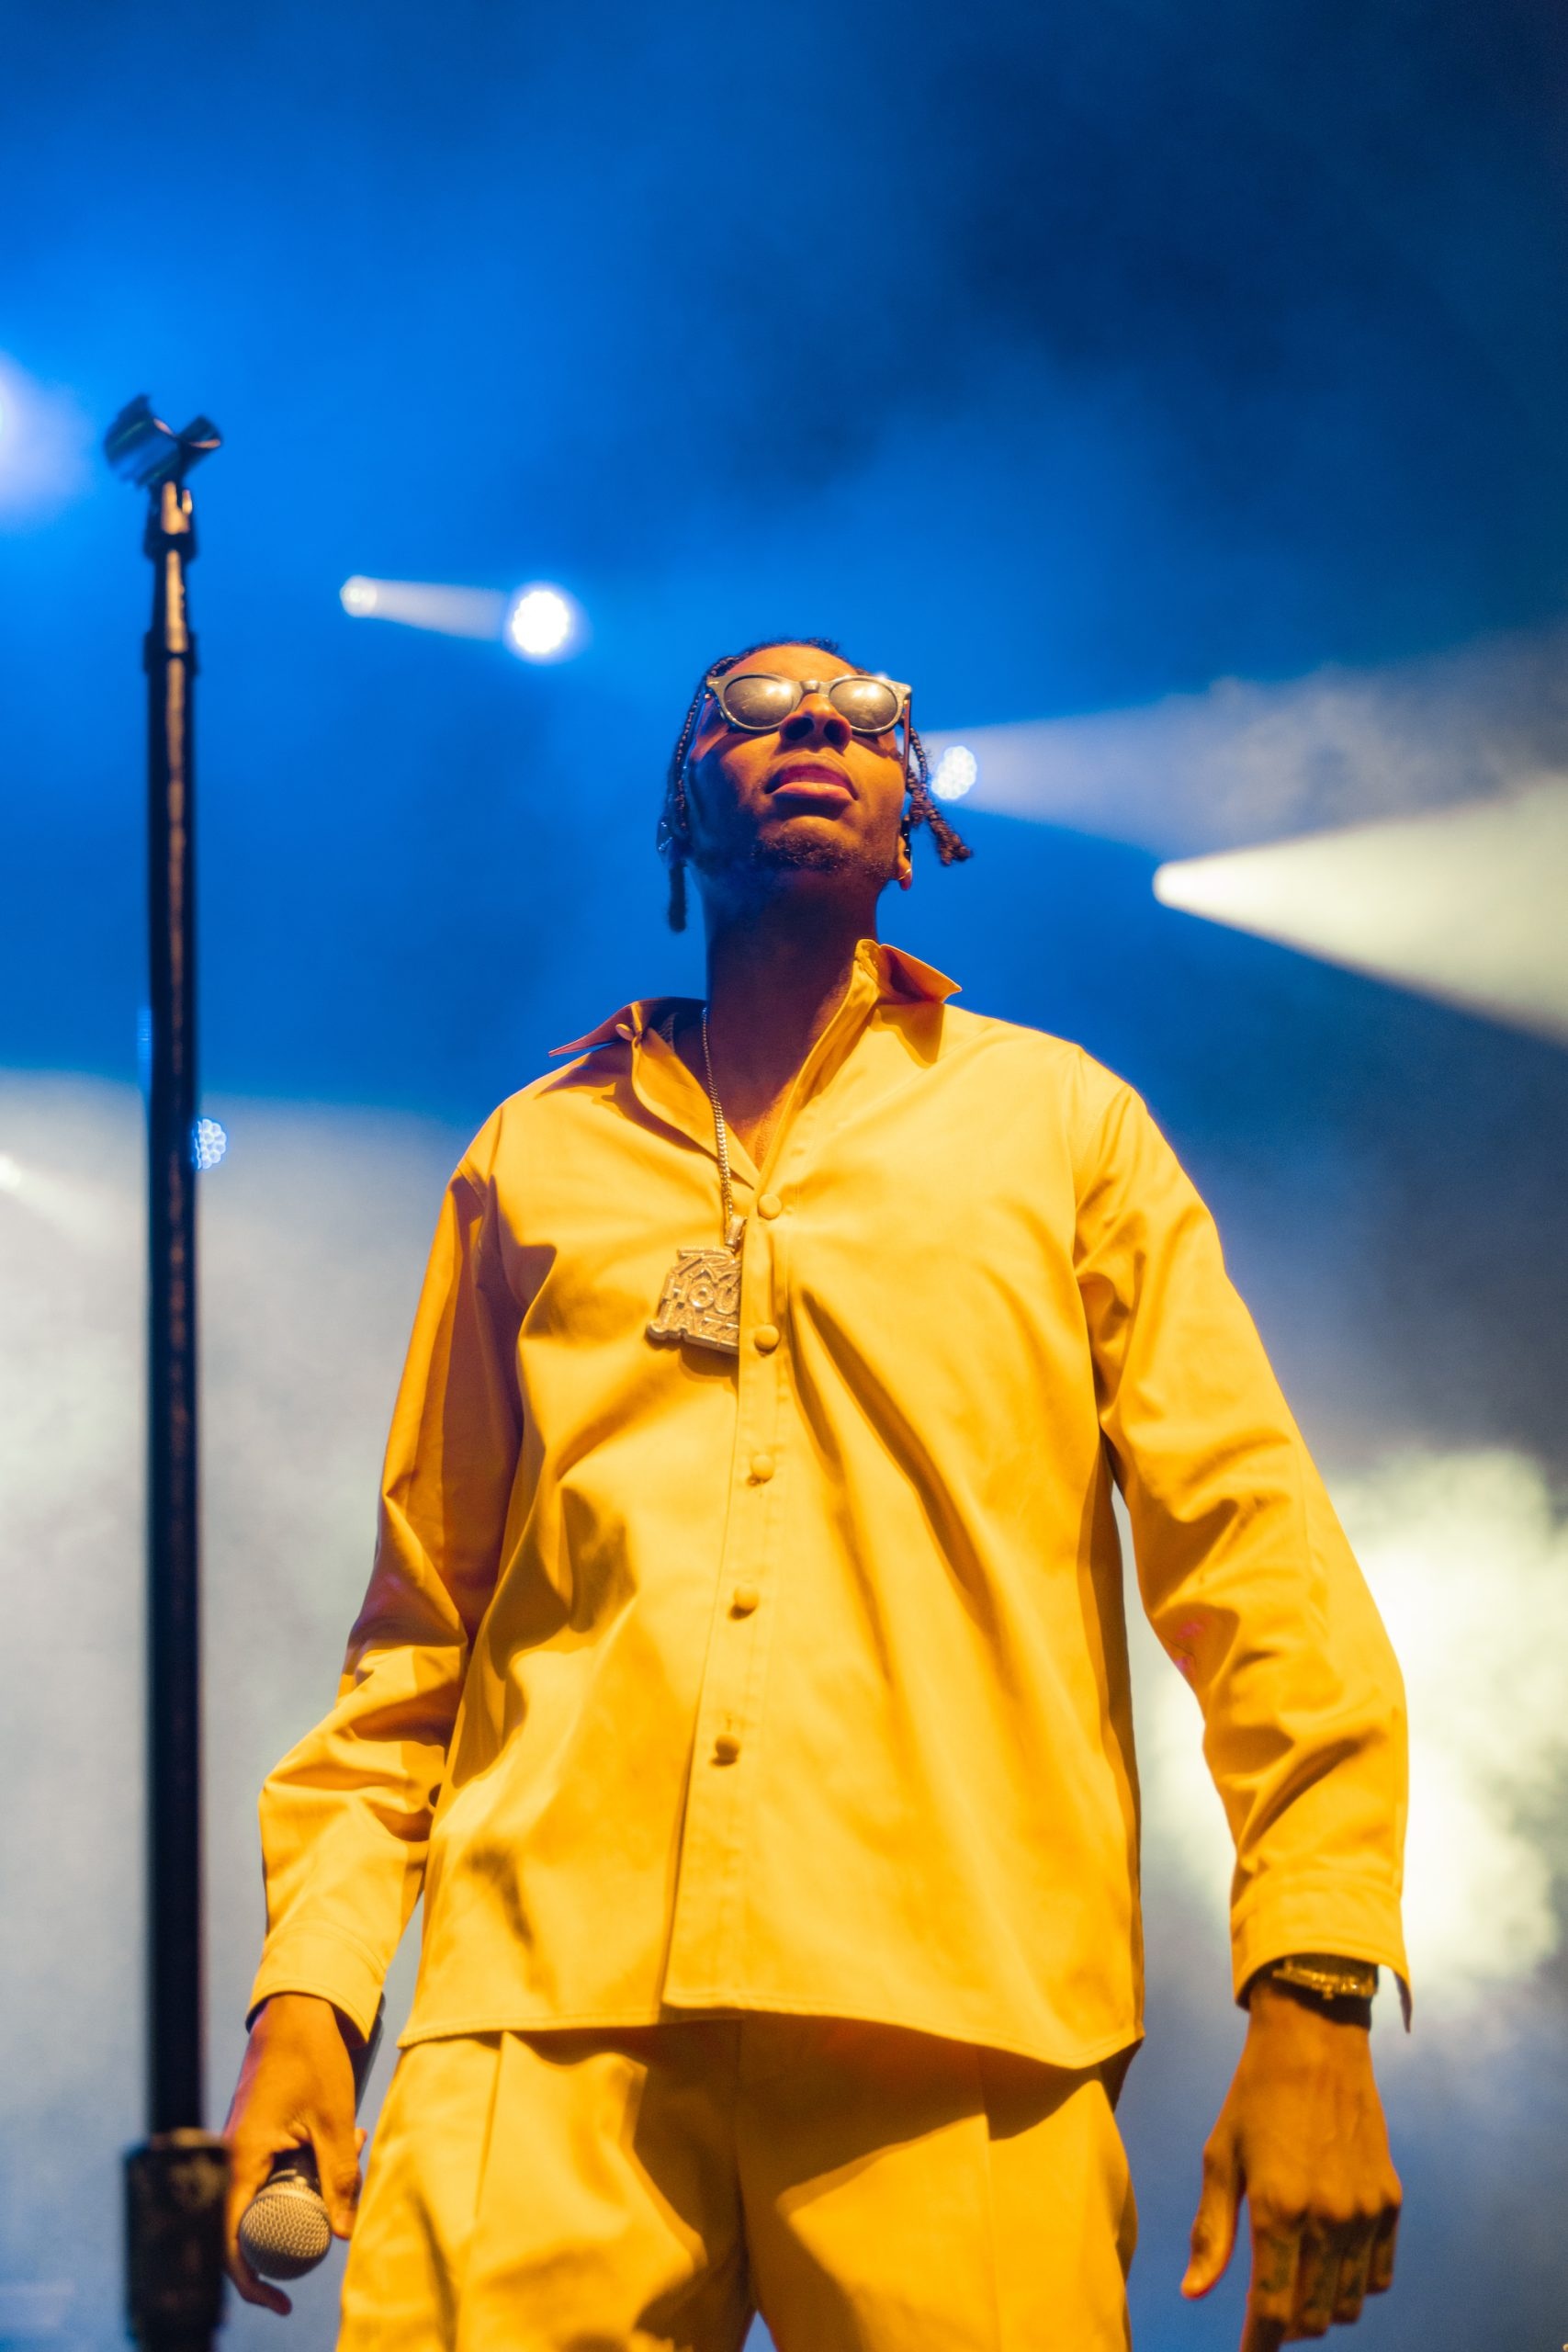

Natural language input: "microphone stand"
[105,397,229,2352]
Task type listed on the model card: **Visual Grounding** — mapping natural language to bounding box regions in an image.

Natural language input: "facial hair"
[689,825,897,890]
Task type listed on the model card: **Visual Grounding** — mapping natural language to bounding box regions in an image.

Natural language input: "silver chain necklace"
[647,1007,745,1354]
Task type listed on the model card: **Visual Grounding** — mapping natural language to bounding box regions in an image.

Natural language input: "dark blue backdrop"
[3,3,1566,2346]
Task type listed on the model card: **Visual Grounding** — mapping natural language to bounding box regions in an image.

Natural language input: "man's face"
[682,643,911,908]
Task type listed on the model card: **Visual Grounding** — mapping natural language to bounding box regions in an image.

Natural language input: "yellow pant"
[341,2017,1135,2350]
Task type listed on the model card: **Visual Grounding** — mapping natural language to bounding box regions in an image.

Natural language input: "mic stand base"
[125,2132,229,2352]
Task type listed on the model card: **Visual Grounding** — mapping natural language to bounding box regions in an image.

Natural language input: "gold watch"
[1262,1952,1379,2006]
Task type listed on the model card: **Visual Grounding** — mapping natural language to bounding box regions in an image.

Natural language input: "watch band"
[1266,1953,1380,2004]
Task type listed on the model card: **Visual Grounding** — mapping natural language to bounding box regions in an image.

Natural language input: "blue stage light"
[190,1116,228,1172]
[931,745,978,801]
[504,583,581,662]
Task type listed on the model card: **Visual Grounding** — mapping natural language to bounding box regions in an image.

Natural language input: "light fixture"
[931,745,978,801]
[504,583,581,662]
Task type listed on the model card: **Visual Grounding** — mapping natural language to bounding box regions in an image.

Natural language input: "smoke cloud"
[1131,1447,1568,2004]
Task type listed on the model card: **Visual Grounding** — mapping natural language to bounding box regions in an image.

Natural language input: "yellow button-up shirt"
[250,940,1408,2069]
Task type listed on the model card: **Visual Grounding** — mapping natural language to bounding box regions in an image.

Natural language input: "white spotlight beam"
[922,620,1568,861]
[1154,776,1568,1046]
[340,578,508,639]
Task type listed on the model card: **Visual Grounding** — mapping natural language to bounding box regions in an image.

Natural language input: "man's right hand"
[222,1993,367,2314]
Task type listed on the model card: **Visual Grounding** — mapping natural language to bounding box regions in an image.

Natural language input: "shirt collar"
[547,940,958,1061]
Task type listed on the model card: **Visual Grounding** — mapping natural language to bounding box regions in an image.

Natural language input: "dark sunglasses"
[706,670,909,738]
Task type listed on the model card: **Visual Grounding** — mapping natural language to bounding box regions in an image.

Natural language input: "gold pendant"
[648,1222,744,1355]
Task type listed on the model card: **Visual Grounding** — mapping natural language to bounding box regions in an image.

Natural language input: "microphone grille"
[238,2177,334,2280]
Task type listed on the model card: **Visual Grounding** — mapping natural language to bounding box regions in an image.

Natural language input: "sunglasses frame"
[705,669,911,738]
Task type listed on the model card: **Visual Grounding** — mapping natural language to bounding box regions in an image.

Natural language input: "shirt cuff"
[1230,1872,1411,2022]
[246,1924,388,2042]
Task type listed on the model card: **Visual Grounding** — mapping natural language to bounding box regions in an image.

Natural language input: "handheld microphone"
[237,2002,385,2282]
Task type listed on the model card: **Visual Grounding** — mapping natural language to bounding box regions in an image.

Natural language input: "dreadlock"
[657,637,972,933]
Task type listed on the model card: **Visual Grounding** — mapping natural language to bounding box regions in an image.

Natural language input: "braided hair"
[657,637,972,933]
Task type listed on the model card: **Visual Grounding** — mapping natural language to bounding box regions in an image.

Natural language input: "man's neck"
[689,888,879,1156]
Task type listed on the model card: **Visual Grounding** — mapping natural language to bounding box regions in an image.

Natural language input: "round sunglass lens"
[720,673,799,729]
[829,677,900,731]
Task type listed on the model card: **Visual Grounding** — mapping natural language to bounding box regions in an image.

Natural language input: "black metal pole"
[106,398,228,2352]
[145,470,205,2138]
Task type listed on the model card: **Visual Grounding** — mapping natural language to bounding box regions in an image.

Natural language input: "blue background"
[2,2,1566,2346]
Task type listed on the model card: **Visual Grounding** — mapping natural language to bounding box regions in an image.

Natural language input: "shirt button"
[753,1324,779,1352]
[758,1193,783,1219]
[713,1732,742,1764]
[731,1583,761,1616]
[749,1452,775,1482]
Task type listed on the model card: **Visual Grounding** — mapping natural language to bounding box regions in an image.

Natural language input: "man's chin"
[753,833,854,875]
[688,826,895,901]
[750,823,898,882]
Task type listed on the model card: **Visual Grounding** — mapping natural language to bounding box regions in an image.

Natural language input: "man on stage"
[225,639,1407,2349]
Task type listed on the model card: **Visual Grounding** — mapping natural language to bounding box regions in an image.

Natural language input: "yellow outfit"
[248,938,1407,2345]
[344,2018,1136,2350]
[252,937,1406,2052]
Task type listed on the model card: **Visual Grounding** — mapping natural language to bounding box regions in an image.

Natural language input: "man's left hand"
[1182,1976,1402,2347]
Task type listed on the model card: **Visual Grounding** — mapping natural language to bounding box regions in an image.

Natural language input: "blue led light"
[190,1116,228,1171]
[931,745,978,802]
[503,583,582,662]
